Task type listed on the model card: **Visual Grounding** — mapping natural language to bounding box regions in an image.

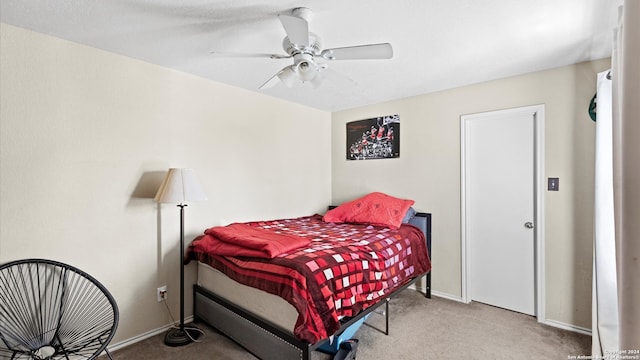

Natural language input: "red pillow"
[323,192,415,229]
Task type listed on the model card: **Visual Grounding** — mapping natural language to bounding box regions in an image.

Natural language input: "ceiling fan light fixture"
[310,74,324,89]
[277,66,298,88]
[297,60,319,81]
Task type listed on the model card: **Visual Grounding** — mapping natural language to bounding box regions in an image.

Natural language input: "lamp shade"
[154,168,207,204]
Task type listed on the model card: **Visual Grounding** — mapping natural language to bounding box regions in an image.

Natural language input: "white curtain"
[593,0,640,354]
[592,69,618,356]
[616,0,640,351]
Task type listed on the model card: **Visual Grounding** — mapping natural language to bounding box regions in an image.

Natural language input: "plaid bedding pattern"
[187,214,431,344]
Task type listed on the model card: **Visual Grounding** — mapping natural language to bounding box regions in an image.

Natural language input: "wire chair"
[0,259,119,360]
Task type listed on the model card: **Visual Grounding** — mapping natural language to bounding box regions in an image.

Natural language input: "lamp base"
[164,326,201,347]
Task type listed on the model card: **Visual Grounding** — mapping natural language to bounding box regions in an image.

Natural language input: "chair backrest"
[0,258,119,360]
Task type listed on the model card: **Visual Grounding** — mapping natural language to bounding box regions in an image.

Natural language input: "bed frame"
[193,212,432,360]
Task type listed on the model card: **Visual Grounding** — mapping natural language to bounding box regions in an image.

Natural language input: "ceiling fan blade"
[210,51,291,59]
[277,66,298,88]
[320,43,393,60]
[309,73,324,89]
[279,14,309,47]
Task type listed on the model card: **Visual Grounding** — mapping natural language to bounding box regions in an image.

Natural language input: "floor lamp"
[155,168,207,346]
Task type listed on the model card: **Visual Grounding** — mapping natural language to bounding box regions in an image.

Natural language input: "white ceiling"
[0,0,622,112]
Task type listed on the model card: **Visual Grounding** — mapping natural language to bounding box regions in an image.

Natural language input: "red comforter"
[202,223,312,258]
[187,214,431,343]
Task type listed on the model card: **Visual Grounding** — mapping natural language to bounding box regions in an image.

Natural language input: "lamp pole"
[178,203,186,333]
[164,203,200,346]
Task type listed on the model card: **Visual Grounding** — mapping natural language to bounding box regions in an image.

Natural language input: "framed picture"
[346,115,400,160]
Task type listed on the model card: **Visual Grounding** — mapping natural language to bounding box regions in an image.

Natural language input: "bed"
[187,193,432,360]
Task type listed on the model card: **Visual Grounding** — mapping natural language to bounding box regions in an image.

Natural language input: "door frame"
[460,104,545,322]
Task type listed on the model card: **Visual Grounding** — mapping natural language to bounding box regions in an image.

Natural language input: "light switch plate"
[548,177,559,191]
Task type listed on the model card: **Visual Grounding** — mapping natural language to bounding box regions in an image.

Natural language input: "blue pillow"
[402,207,416,223]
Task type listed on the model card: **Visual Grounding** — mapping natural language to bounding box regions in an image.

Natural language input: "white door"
[462,106,538,316]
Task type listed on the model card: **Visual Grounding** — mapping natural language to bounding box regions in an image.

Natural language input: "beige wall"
[332,58,610,329]
[0,24,331,344]
[1,20,608,344]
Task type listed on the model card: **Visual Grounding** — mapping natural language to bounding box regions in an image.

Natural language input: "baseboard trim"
[540,319,592,336]
[105,316,194,353]
[431,290,464,302]
[407,283,464,303]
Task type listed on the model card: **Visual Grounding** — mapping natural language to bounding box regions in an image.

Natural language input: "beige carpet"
[103,290,590,359]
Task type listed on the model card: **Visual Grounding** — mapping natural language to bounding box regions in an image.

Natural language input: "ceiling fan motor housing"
[282,33,322,56]
[290,53,318,81]
[291,7,314,22]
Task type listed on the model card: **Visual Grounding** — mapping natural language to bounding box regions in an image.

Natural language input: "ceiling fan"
[210,7,393,89]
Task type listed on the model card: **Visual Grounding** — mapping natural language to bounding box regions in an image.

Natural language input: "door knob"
[524,222,534,229]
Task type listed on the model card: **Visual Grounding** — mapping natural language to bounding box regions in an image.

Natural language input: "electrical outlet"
[157,286,167,302]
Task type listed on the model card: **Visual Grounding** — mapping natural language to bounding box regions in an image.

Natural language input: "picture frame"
[346,115,400,160]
